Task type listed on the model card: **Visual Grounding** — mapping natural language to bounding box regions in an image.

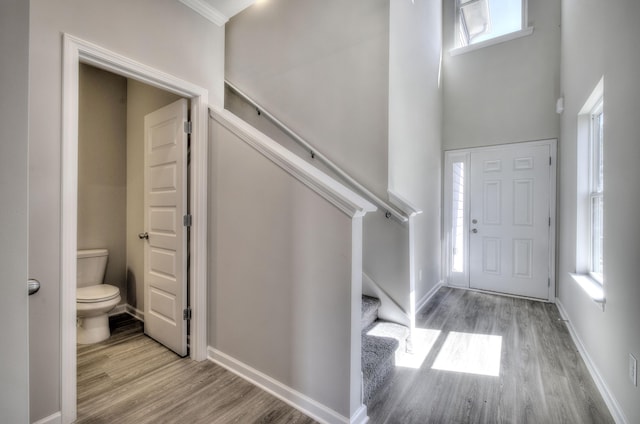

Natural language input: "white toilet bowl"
[77,284,121,344]
[76,249,121,344]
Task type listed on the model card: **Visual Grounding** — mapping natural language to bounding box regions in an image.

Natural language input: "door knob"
[28,279,40,296]
[138,232,149,240]
[471,228,478,234]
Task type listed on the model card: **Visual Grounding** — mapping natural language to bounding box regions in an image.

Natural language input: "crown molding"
[179,0,228,26]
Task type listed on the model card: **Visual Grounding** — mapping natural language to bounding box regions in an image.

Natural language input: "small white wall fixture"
[61,34,209,423]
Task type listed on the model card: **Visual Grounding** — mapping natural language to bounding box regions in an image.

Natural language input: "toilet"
[76,249,121,344]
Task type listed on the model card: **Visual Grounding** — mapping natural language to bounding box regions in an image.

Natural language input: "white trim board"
[61,34,209,424]
[415,280,445,314]
[178,0,228,26]
[32,412,62,424]
[555,300,628,424]
[207,347,369,424]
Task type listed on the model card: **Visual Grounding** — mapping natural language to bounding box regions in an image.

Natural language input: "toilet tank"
[77,249,108,288]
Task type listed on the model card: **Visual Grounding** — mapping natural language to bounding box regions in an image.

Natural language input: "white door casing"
[469,143,551,299]
[61,35,208,423]
[143,99,189,357]
[444,140,556,301]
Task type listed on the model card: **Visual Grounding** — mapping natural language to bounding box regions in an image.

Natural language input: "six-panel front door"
[469,144,551,300]
[143,99,188,357]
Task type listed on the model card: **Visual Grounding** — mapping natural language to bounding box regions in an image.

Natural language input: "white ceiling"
[179,0,256,26]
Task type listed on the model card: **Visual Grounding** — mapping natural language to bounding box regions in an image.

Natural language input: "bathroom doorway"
[77,64,189,355]
[62,35,209,423]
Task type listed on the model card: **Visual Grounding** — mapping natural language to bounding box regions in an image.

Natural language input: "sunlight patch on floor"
[395,328,441,369]
[431,331,502,376]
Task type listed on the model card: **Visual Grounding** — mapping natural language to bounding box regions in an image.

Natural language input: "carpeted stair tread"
[363,320,411,350]
[362,332,398,403]
[361,295,381,330]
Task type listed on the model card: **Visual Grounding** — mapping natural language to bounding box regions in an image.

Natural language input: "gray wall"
[442,0,561,150]
[557,0,640,422]
[225,0,390,199]
[27,0,224,420]
[388,0,443,301]
[78,64,127,299]
[209,119,358,418]
[126,80,181,312]
[1,0,30,421]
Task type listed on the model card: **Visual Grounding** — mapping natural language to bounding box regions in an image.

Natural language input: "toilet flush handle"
[138,232,149,240]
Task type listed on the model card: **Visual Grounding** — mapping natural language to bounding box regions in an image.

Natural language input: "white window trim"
[450,27,534,56]
[451,0,532,56]
[573,77,605,310]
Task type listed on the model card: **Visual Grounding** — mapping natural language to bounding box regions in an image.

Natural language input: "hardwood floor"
[367,287,615,424]
[76,314,316,424]
[78,289,614,424]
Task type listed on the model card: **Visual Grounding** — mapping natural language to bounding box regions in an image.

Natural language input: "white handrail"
[225,80,409,223]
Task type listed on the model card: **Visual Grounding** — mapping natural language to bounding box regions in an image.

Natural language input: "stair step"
[362,332,398,403]
[363,320,411,354]
[361,295,381,331]
[362,320,410,404]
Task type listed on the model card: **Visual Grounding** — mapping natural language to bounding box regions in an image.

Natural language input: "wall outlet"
[630,354,637,387]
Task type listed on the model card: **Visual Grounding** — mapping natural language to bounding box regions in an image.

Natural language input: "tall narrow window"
[451,162,466,272]
[455,0,526,48]
[589,101,604,283]
[572,78,605,306]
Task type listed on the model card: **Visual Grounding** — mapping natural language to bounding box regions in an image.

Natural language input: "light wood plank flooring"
[76,314,316,424]
[367,287,615,424]
[78,288,615,424]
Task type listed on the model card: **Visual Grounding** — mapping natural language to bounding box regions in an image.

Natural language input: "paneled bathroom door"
[468,143,552,300]
[143,99,189,357]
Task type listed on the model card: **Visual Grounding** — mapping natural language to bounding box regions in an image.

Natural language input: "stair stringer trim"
[208,347,369,424]
[362,272,411,328]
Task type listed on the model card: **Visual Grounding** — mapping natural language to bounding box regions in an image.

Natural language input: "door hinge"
[549,156,552,166]
[184,121,192,134]
[183,307,192,321]
[183,214,192,227]
[549,217,551,227]
[548,278,551,287]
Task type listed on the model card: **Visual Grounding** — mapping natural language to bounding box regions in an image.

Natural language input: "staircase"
[361,295,410,405]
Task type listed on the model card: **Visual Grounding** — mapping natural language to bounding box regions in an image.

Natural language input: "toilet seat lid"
[77,284,120,303]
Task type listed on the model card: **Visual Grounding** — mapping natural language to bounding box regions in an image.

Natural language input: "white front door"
[143,99,189,357]
[468,143,551,299]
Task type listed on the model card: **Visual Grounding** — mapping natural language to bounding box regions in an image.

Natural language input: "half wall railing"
[225,80,409,223]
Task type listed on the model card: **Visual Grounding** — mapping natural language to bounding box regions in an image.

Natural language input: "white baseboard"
[108,304,144,321]
[32,411,61,424]
[125,304,145,321]
[207,347,367,424]
[415,280,444,313]
[555,300,628,424]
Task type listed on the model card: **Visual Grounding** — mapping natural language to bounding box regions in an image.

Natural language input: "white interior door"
[469,143,551,300]
[143,99,188,357]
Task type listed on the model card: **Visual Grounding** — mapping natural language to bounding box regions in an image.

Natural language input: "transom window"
[455,0,526,48]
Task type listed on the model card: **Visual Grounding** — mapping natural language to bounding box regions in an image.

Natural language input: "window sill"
[570,273,605,310]
[449,27,535,57]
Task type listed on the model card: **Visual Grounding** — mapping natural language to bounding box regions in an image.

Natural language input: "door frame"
[61,34,209,423]
[443,139,557,302]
